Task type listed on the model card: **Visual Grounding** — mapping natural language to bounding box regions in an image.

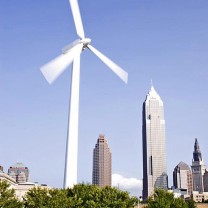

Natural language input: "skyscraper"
[173,161,193,195]
[92,134,112,187]
[142,86,168,200]
[191,138,206,193]
[8,162,29,184]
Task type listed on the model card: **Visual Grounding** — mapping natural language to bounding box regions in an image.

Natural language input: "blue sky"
[1,0,208,196]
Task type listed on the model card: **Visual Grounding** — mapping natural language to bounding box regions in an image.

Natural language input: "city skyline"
[1,0,208,196]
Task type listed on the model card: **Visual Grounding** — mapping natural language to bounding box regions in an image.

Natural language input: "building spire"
[194,138,200,152]
[193,138,202,162]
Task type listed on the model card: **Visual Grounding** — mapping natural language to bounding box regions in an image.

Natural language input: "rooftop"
[145,85,163,105]
[10,162,27,168]
[176,161,190,170]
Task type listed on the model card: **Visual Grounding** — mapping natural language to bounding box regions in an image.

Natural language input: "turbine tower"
[40,0,128,188]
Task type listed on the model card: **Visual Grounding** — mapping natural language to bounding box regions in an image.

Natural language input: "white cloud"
[112,173,142,189]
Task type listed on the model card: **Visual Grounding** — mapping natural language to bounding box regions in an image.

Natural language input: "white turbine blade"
[69,0,85,38]
[62,39,80,54]
[40,44,83,84]
[88,45,128,84]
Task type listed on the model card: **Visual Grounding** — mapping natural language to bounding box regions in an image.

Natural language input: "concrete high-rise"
[8,162,29,184]
[142,86,168,200]
[173,161,193,195]
[191,138,206,193]
[92,134,112,187]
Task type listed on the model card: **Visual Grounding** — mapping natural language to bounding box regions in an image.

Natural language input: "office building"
[0,171,17,186]
[173,161,193,195]
[203,170,208,192]
[8,162,29,184]
[191,138,206,193]
[142,86,168,200]
[92,134,112,187]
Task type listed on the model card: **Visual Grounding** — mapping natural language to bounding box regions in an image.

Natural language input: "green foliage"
[67,183,101,207]
[186,199,197,208]
[147,189,175,208]
[23,187,50,207]
[68,184,138,207]
[146,189,197,208]
[171,197,188,208]
[24,183,138,208]
[100,186,138,208]
[0,180,23,208]
[0,181,198,208]
[23,187,70,208]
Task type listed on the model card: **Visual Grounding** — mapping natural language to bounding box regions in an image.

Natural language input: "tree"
[100,186,138,208]
[66,183,101,207]
[24,187,50,208]
[67,184,138,208]
[24,187,70,208]
[171,197,188,208]
[147,189,175,208]
[0,180,23,208]
[47,188,70,208]
[24,183,138,208]
[146,189,196,208]
[186,199,197,208]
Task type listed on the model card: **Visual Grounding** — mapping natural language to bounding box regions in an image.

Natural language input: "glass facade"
[142,86,168,200]
[173,161,193,195]
[92,134,112,187]
[8,162,29,184]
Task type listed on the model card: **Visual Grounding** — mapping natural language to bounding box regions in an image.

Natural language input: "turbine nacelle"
[80,38,91,49]
[62,38,91,54]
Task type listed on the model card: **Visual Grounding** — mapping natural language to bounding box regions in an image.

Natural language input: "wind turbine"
[40,0,128,189]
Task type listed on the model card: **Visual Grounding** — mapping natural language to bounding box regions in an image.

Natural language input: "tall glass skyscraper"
[142,86,168,200]
[92,134,112,187]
